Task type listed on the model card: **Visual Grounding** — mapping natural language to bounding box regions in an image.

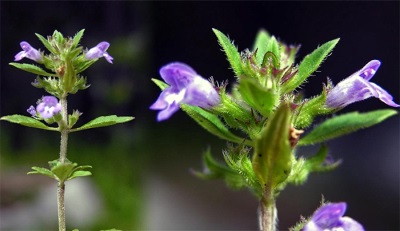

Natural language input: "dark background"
[1,1,399,230]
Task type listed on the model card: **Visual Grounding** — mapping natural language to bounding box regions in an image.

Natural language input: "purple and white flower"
[326,60,399,108]
[36,96,62,119]
[14,41,43,63]
[150,62,221,121]
[85,42,113,63]
[27,105,37,117]
[303,202,364,231]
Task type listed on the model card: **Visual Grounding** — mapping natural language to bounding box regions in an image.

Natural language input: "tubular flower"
[150,62,221,121]
[303,202,364,231]
[14,41,43,62]
[36,96,62,119]
[85,41,113,63]
[326,60,399,108]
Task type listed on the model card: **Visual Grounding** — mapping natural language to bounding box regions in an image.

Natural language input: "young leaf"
[212,28,243,77]
[72,29,85,49]
[298,109,397,145]
[71,115,134,132]
[181,104,249,145]
[28,166,57,180]
[265,36,280,63]
[35,33,57,54]
[239,77,277,117]
[67,170,92,181]
[151,78,169,90]
[282,38,340,93]
[9,63,55,77]
[1,115,58,131]
[252,29,271,65]
[51,162,77,182]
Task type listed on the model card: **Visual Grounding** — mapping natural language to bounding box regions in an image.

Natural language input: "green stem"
[57,96,69,231]
[258,186,277,231]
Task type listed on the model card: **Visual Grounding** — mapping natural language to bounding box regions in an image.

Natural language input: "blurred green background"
[1,1,399,230]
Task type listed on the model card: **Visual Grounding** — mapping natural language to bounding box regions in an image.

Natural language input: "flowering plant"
[151,28,398,231]
[1,30,134,231]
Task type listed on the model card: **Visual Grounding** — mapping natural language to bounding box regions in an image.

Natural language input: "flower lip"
[85,41,113,63]
[150,62,221,121]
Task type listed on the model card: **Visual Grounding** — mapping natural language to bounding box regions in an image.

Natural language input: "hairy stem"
[58,96,69,231]
[57,181,66,231]
[258,186,277,231]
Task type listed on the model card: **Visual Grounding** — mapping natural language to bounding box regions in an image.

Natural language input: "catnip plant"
[1,30,134,231]
[150,28,399,231]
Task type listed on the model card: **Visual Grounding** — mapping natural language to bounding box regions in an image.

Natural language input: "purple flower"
[36,96,62,119]
[150,62,221,121]
[326,60,399,108]
[27,105,37,117]
[85,42,113,63]
[14,41,43,62]
[303,202,364,231]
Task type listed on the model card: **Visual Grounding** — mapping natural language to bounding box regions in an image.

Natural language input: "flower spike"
[304,202,364,231]
[150,62,221,121]
[14,41,43,63]
[326,60,399,108]
[36,96,62,119]
[85,41,113,63]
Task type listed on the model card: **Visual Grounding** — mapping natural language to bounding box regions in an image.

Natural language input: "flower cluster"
[11,30,114,122]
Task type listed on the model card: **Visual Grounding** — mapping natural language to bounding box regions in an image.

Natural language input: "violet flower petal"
[14,41,43,62]
[85,41,113,63]
[150,62,221,121]
[326,60,399,108]
[36,96,62,119]
[160,62,197,89]
[27,105,37,117]
[303,202,364,231]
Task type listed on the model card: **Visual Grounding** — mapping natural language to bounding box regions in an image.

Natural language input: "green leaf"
[181,104,247,145]
[35,33,57,54]
[72,29,85,49]
[252,29,271,65]
[282,38,340,93]
[223,146,262,197]
[9,63,55,77]
[1,115,58,131]
[252,103,292,188]
[212,28,243,77]
[71,115,134,132]
[27,167,57,180]
[192,148,236,180]
[51,162,77,182]
[239,77,277,117]
[192,149,247,191]
[67,170,92,181]
[298,109,397,145]
[151,78,169,90]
